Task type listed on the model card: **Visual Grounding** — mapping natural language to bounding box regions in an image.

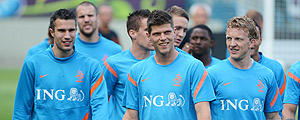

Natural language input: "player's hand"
[182,42,193,54]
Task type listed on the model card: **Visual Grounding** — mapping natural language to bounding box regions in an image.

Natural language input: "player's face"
[136,18,154,51]
[173,15,188,47]
[226,28,255,61]
[51,19,77,55]
[189,28,211,55]
[149,24,175,55]
[98,6,113,25]
[250,26,262,56]
[76,5,98,37]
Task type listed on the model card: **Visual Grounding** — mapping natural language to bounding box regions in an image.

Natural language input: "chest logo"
[40,74,49,78]
[256,80,264,92]
[173,73,182,87]
[223,82,232,86]
[75,70,84,83]
[142,78,149,82]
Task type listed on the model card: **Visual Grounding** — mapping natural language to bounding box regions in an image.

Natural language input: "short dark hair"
[49,9,77,32]
[226,16,257,40]
[76,1,98,15]
[166,5,189,21]
[192,24,213,40]
[147,10,174,34]
[126,9,151,39]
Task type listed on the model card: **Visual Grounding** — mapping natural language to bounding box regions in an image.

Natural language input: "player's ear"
[49,28,54,38]
[249,38,256,49]
[129,29,136,40]
[146,32,150,39]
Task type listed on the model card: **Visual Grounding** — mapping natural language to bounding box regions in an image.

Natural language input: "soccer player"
[122,10,215,120]
[188,24,221,68]
[98,4,120,45]
[102,9,154,120]
[208,16,282,119]
[75,1,122,65]
[282,61,300,120]
[166,6,189,49]
[247,10,286,100]
[13,9,108,119]
[26,26,54,57]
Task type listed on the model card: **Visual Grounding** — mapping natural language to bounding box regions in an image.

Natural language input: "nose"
[160,33,166,40]
[177,29,183,38]
[84,16,89,22]
[229,40,237,47]
[64,31,71,40]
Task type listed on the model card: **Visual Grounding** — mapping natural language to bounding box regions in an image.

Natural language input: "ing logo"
[256,80,264,92]
[75,70,84,83]
[102,54,108,61]
[173,73,182,87]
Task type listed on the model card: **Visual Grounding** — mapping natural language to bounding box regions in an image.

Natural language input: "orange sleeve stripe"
[288,72,300,84]
[193,70,208,99]
[128,73,137,86]
[82,111,89,120]
[270,87,279,108]
[280,74,286,95]
[104,60,118,78]
[90,72,104,97]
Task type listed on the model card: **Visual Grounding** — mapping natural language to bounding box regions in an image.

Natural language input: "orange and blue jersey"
[102,49,153,120]
[283,61,300,120]
[123,52,215,119]
[26,38,49,58]
[257,52,286,99]
[208,59,283,120]
[13,45,108,120]
[74,33,122,65]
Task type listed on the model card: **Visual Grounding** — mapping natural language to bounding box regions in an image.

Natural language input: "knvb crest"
[75,70,84,83]
[256,80,264,92]
[173,73,182,87]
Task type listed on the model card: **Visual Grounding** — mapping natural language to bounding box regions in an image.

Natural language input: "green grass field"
[0,68,20,120]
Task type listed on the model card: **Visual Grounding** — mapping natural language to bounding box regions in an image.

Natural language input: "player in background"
[122,10,215,120]
[166,5,189,54]
[102,9,153,120]
[208,16,282,120]
[180,3,212,52]
[282,61,300,120]
[13,9,108,120]
[26,25,54,58]
[247,10,286,101]
[98,4,120,45]
[188,24,221,68]
[75,1,122,65]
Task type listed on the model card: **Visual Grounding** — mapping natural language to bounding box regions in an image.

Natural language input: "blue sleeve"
[12,61,34,120]
[90,63,108,119]
[122,68,139,111]
[191,61,216,103]
[102,59,118,95]
[283,67,300,105]
[264,73,283,113]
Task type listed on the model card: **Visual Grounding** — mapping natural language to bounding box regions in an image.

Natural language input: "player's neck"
[52,46,74,58]
[154,47,179,65]
[79,31,100,42]
[193,53,211,67]
[251,52,260,62]
[130,46,151,60]
[229,57,253,69]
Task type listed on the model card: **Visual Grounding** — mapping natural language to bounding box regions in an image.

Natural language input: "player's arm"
[12,62,34,119]
[195,102,211,120]
[282,103,297,120]
[265,112,281,120]
[122,108,138,120]
[90,66,109,119]
[103,59,118,97]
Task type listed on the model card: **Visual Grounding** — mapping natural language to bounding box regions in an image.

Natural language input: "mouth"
[62,40,73,46]
[159,42,169,48]
[175,39,182,44]
[229,48,239,54]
